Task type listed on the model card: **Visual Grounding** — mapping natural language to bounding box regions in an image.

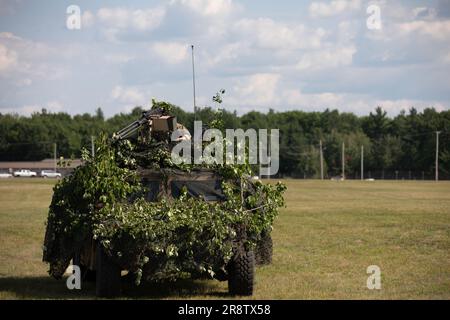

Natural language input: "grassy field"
[0,178,449,299]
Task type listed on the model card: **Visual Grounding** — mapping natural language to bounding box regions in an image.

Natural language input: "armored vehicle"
[43,106,280,297]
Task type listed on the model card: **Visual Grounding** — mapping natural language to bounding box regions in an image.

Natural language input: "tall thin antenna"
[191,45,197,120]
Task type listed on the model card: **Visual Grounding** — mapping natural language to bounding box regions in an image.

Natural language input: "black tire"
[95,243,121,298]
[81,266,97,282]
[255,232,273,266]
[228,249,255,296]
[73,251,96,282]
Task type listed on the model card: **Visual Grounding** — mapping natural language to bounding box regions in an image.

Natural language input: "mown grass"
[0,178,449,299]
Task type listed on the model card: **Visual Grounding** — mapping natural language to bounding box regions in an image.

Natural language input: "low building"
[0,158,83,176]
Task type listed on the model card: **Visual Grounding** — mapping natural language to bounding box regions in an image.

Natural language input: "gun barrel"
[113,108,163,140]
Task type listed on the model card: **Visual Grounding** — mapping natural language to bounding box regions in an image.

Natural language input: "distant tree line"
[0,105,449,179]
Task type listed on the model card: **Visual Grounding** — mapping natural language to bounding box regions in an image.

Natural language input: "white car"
[13,169,37,177]
[0,173,12,178]
[40,170,62,178]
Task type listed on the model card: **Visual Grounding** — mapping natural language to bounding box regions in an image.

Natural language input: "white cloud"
[150,42,188,64]
[81,10,95,28]
[204,42,249,67]
[0,31,21,40]
[1,1,449,117]
[230,73,281,107]
[166,0,241,41]
[0,32,76,82]
[296,46,356,70]
[0,43,18,71]
[226,71,449,115]
[412,7,437,20]
[227,75,355,113]
[111,86,146,105]
[234,18,326,50]
[374,99,447,114]
[14,77,31,86]
[97,6,166,31]
[397,20,450,40]
[172,0,239,16]
[282,91,448,115]
[104,54,134,64]
[227,73,280,111]
[309,0,361,18]
[337,20,358,43]
[0,101,63,116]
[444,52,450,63]
[283,89,344,109]
[199,18,329,71]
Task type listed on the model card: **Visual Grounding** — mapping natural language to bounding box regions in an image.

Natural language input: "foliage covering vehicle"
[42,102,286,296]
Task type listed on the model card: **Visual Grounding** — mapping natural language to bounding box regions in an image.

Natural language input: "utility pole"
[91,136,95,158]
[319,139,324,180]
[191,45,197,121]
[53,143,57,173]
[361,145,364,181]
[436,131,441,181]
[267,135,271,181]
[342,142,345,179]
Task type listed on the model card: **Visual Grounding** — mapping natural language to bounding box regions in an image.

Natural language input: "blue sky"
[0,0,449,117]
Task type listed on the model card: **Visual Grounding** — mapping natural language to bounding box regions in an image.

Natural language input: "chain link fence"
[273,170,450,181]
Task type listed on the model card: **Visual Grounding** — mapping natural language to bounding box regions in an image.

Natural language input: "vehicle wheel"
[95,242,121,298]
[228,248,254,296]
[255,231,273,266]
[82,266,96,282]
[73,252,96,283]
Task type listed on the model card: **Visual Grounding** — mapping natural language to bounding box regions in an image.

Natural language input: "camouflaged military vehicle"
[43,107,280,297]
